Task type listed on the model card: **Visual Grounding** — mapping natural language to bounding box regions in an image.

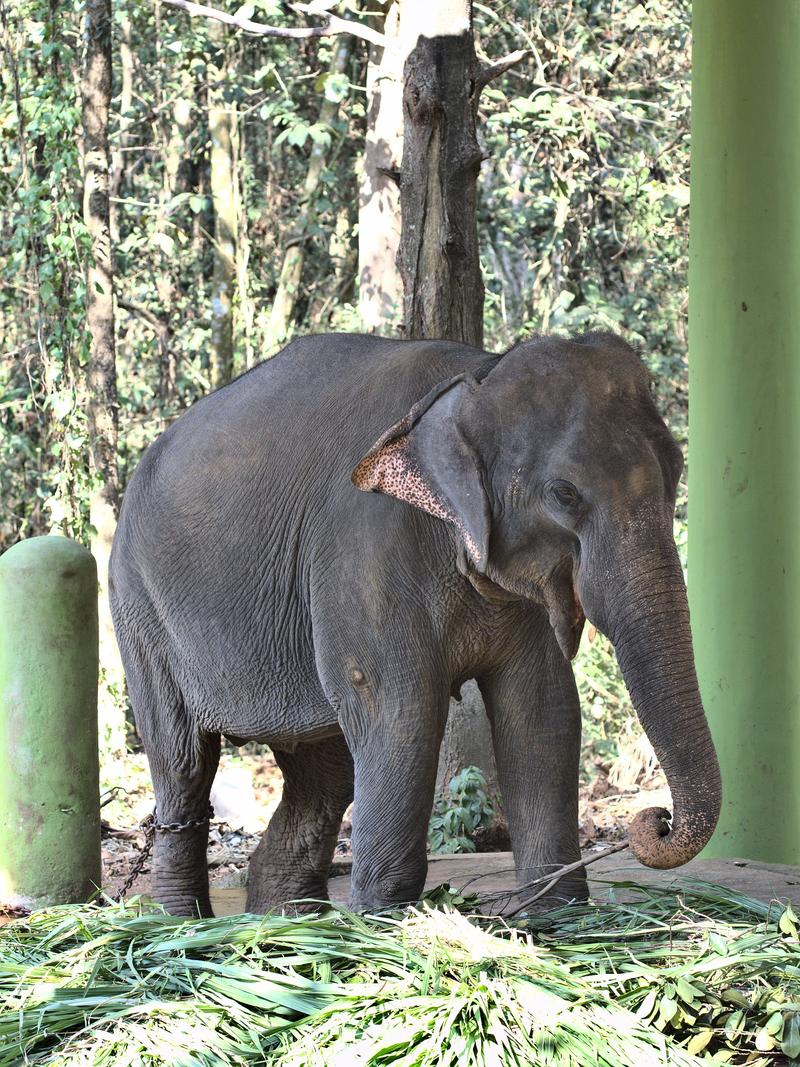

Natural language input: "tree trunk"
[309,203,358,326]
[83,0,118,510]
[397,0,484,346]
[265,33,354,353]
[208,23,236,389]
[358,2,403,332]
[82,0,125,766]
[397,0,493,799]
[109,10,132,245]
[435,680,498,794]
[154,70,192,396]
[233,104,255,371]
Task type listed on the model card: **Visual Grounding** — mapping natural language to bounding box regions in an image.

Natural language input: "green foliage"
[2,882,800,1064]
[0,0,93,546]
[574,628,637,769]
[428,765,496,854]
[479,2,691,390]
[2,0,693,538]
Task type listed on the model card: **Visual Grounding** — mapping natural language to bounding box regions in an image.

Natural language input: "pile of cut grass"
[1,881,799,1065]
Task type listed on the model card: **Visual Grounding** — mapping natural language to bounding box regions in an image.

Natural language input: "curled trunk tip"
[628,790,721,870]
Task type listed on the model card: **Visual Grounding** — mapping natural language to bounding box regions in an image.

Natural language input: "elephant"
[109,330,721,917]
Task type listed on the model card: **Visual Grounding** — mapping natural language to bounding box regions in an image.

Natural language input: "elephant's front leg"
[479,615,587,908]
[342,678,448,911]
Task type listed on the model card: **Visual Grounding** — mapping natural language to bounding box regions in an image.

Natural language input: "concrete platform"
[209,850,800,917]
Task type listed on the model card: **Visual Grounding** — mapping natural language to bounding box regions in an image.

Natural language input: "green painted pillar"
[0,536,101,909]
[689,2,800,862]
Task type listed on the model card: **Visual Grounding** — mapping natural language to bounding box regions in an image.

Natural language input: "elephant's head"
[352,331,720,870]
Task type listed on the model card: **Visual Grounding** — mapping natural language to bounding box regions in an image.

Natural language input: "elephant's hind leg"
[116,621,220,917]
[246,734,354,913]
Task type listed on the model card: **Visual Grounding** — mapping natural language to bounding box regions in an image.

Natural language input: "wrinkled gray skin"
[109,331,721,917]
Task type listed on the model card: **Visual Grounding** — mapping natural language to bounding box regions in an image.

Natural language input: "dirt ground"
[101,740,669,899]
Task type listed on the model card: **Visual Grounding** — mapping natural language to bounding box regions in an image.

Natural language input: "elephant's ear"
[352,376,490,573]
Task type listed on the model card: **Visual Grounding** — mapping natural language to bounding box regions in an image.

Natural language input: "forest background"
[0,0,691,809]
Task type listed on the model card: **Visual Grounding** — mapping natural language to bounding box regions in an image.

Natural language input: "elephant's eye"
[548,480,582,510]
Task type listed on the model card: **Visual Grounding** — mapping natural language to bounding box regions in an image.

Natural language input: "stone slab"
[208,851,800,917]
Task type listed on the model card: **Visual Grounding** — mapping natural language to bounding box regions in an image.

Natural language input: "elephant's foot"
[348,856,428,912]
[152,886,214,918]
[151,867,213,917]
[245,862,331,914]
[150,825,214,917]
[244,797,341,913]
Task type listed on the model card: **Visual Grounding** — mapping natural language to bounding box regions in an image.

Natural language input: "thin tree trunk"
[154,70,192,396]
[265,33,353,352]
[233,93,255,371]
[109,10,132,245]
[308,203,357,325]
[435,680,499,795]
[193,78,210,261]
[358,2,403,332]
[83,0,125,765]
[208,23,236,388]
[83,0,118,513]
[398,0,484,346]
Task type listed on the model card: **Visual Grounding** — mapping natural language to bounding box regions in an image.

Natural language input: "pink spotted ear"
[352,438,453,524]
[352,376,491,572]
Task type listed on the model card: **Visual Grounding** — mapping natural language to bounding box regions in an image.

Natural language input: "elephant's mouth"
[552,583,584,660]
[540,565,585,661]
[466,557,585,660]
[465,568,522,604]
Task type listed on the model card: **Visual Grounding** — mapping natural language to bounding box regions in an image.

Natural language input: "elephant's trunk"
[607,541,721,869]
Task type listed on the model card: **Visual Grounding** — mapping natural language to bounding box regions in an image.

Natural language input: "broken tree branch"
[117,296,168,334]
[507,840,631,915]
[476,48,529,92]
[162,0,386,48]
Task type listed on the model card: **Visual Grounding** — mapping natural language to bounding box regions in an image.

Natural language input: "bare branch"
[476,48,529,93]
[376,164,401,188]
[507,841,631,915]
[162,0,386,48]
[117,297,168,334]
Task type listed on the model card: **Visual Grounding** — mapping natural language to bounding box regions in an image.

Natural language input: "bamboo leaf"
[687,1029,713,1054]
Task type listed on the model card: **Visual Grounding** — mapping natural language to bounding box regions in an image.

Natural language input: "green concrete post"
[689,2,800,861]
[0,536,101,909]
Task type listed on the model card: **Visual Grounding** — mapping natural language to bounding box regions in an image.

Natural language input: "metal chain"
[115,805,214,902]
[115,812,155,901]
[0,903,30,920]
[152,805,215,834]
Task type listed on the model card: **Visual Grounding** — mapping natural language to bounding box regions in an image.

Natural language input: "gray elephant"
[109,330,721,917]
